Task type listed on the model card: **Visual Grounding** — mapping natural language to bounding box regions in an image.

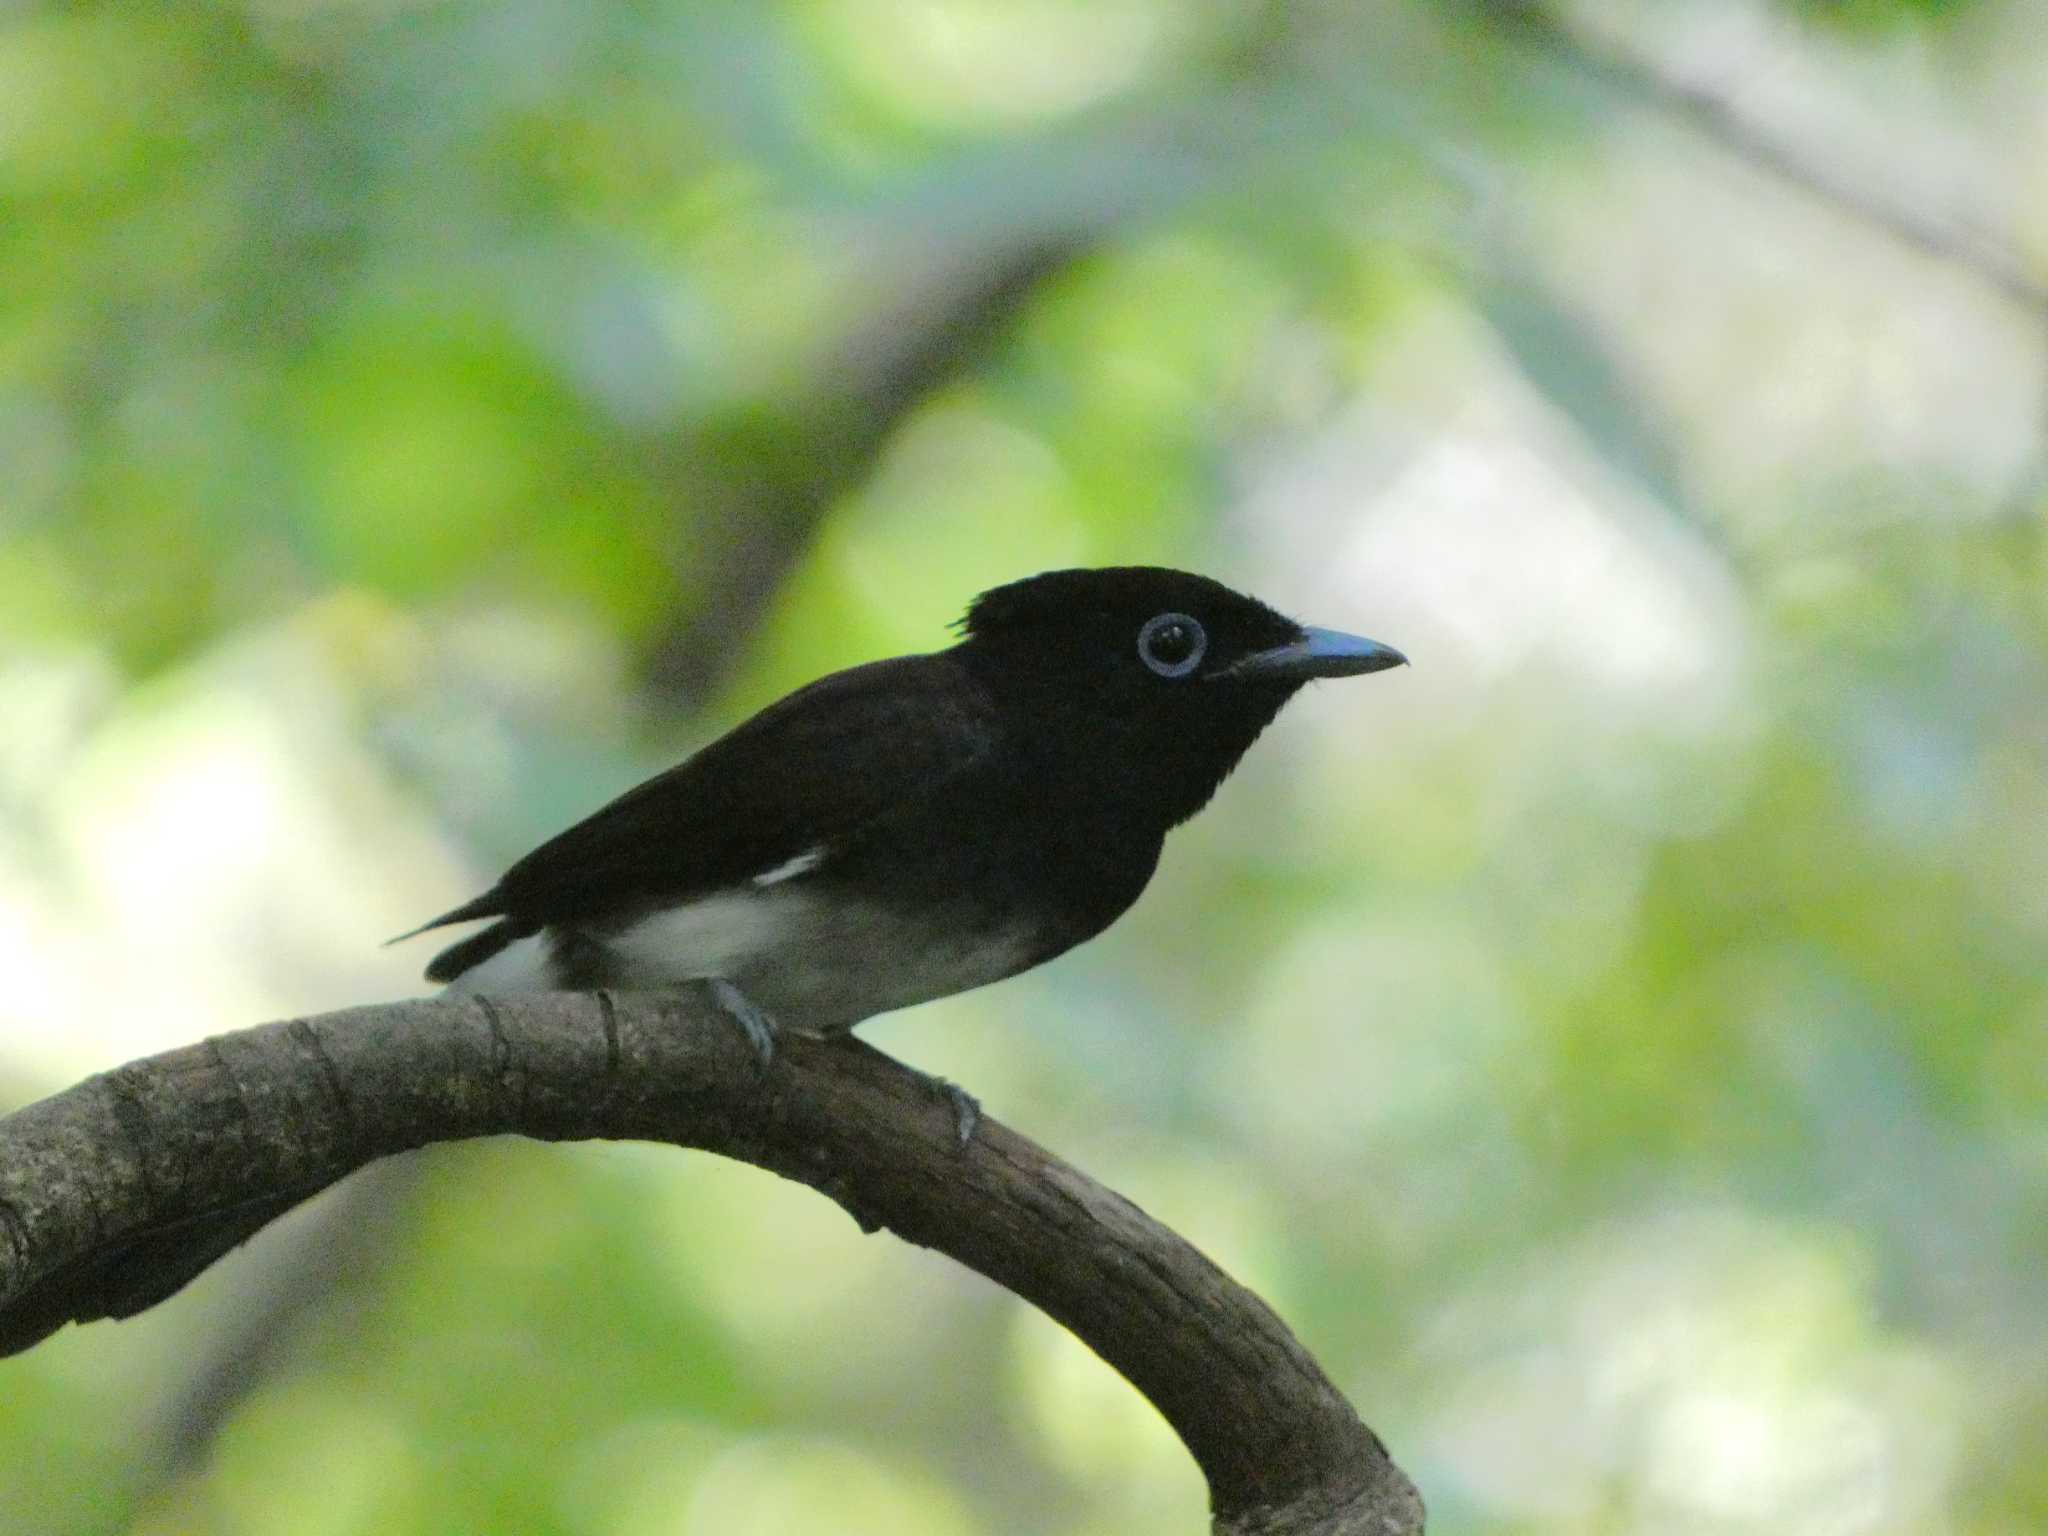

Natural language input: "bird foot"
[706,978,778,1071]
[816,1035,980,1147]
[920,1074,981,1148]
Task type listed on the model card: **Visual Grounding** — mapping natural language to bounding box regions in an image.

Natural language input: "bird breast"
[591,885,1043,1034]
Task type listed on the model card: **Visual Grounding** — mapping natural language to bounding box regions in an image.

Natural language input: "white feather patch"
[605,891,798,982]
[752,847,825,887]
[441,933,553,994]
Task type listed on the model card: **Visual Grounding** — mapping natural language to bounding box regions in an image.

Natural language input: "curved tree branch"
[0,993,1423,1536]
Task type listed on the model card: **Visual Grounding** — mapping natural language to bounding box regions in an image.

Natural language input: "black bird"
[398,566,1405,1079]
[0,566,1405,1358]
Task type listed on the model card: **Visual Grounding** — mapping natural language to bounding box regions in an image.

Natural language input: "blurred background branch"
[1482,0,2048,318]
[640,229,1102,705]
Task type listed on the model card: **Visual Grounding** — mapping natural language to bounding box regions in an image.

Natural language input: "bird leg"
[705,978,778,1071]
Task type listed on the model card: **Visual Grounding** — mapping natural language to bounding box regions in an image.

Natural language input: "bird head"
[953,566,1405,829]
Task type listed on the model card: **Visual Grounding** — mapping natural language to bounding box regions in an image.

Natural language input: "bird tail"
[389,892,537,986]
[383,891,505,948]
[424,918,535,985]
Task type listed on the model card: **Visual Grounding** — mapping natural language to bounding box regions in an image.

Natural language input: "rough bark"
[0,991,1423,1535]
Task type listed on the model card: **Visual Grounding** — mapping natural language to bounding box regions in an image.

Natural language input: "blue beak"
[1214,626,1408,682]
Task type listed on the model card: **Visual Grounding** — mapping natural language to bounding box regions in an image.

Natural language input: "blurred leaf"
[1472,274,1691,517]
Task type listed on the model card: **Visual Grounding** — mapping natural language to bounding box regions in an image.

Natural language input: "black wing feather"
[420,652,996,935]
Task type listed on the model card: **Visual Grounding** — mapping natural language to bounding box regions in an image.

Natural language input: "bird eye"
[1137,612,1207,678]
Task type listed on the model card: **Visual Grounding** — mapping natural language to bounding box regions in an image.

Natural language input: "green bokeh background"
[3,1,2044,1532]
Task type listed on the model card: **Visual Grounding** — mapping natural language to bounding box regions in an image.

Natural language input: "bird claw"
[817,1034,979,1147]
[925,1075,980,1148]
[707,978,778,1070]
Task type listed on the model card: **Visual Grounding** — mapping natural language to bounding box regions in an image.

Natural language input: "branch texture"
[0,993,1423,1536]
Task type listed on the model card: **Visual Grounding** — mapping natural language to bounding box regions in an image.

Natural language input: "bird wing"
[442,652,997,930]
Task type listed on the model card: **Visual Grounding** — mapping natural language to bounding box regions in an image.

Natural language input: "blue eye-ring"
[1138,612,1206,677]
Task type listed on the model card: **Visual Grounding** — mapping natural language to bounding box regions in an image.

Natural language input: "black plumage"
[0,568,1405,1355]
[400,566,1405,1037]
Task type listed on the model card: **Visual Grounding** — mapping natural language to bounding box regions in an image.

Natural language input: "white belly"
[450,887,1039,1034]
[608,889,1038,1032]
